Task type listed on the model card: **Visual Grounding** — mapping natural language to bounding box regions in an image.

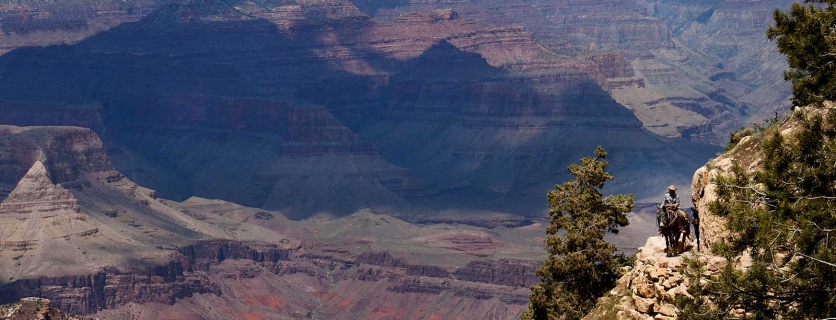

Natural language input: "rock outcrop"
[594,110,797,319]
[1,240,298,316]
[0,297,91,320]
[691,157,735,253]
[0,263,220,316]
[355,251,539,287]
[588,237,731,320]
[0,161,80,215]
[0,127,111,256]
[0,126,112,194]
[454,259,539,287]
[691,127,766,253]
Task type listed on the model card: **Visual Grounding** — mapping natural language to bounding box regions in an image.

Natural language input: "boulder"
[633,295,655,313]
[636,284,656,299]
[617,310,646,320]
[656,302,678,317]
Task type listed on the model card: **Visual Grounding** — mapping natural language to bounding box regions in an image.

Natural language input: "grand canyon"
[0,0,792,319]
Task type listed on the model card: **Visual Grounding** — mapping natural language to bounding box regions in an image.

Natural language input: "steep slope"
[0,126,670,319]
[646,0,793,124]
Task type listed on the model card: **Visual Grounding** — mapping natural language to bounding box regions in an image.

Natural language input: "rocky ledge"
[582,236,732,320]
[0,297,91,320]
[589,116,785,319]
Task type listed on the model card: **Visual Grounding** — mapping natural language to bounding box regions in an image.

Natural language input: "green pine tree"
[767,0,836,107]
[678,111,836,319]
[523,147,633,320]
[675,2,836,318]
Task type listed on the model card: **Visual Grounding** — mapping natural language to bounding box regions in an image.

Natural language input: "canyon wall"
[0,0,165,54]
[0,242,538,319]
[0,0,720,214]
[0,0,793,143]
[355,0,794,142]
[0,125,546,319]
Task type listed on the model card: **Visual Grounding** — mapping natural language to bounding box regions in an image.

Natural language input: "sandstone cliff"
[691,116,774,253]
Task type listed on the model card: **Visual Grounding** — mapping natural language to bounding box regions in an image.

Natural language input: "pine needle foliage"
[523,147,634,320]
[678,110,836,319]
[767,1,836,107]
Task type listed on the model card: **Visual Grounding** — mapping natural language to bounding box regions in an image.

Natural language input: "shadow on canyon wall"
[0,0,720,219]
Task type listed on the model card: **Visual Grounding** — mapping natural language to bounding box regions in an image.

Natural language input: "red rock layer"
[1,241,536,319]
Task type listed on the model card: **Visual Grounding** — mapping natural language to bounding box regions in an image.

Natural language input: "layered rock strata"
[0,125,288,283]
[0,161,80,215]
[0,0,720,214]
[356,0,794,141]
[0,127,111,254]
[0,0,794,142]
[1,241,538,318]
[0,0,165,55]
[0,126,546,319]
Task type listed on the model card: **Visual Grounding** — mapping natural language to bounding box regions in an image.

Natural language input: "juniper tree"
[675,2,836,317]
[767,0,836,107]
[678,111,836,319]
[523,146,633,320]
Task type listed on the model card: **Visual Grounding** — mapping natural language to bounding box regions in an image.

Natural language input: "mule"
[657,204,691,257]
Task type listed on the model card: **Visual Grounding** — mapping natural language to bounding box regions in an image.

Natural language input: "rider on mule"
[657,185,689,233]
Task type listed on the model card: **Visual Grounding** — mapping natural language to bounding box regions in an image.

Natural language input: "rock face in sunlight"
[0,161,80,215]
